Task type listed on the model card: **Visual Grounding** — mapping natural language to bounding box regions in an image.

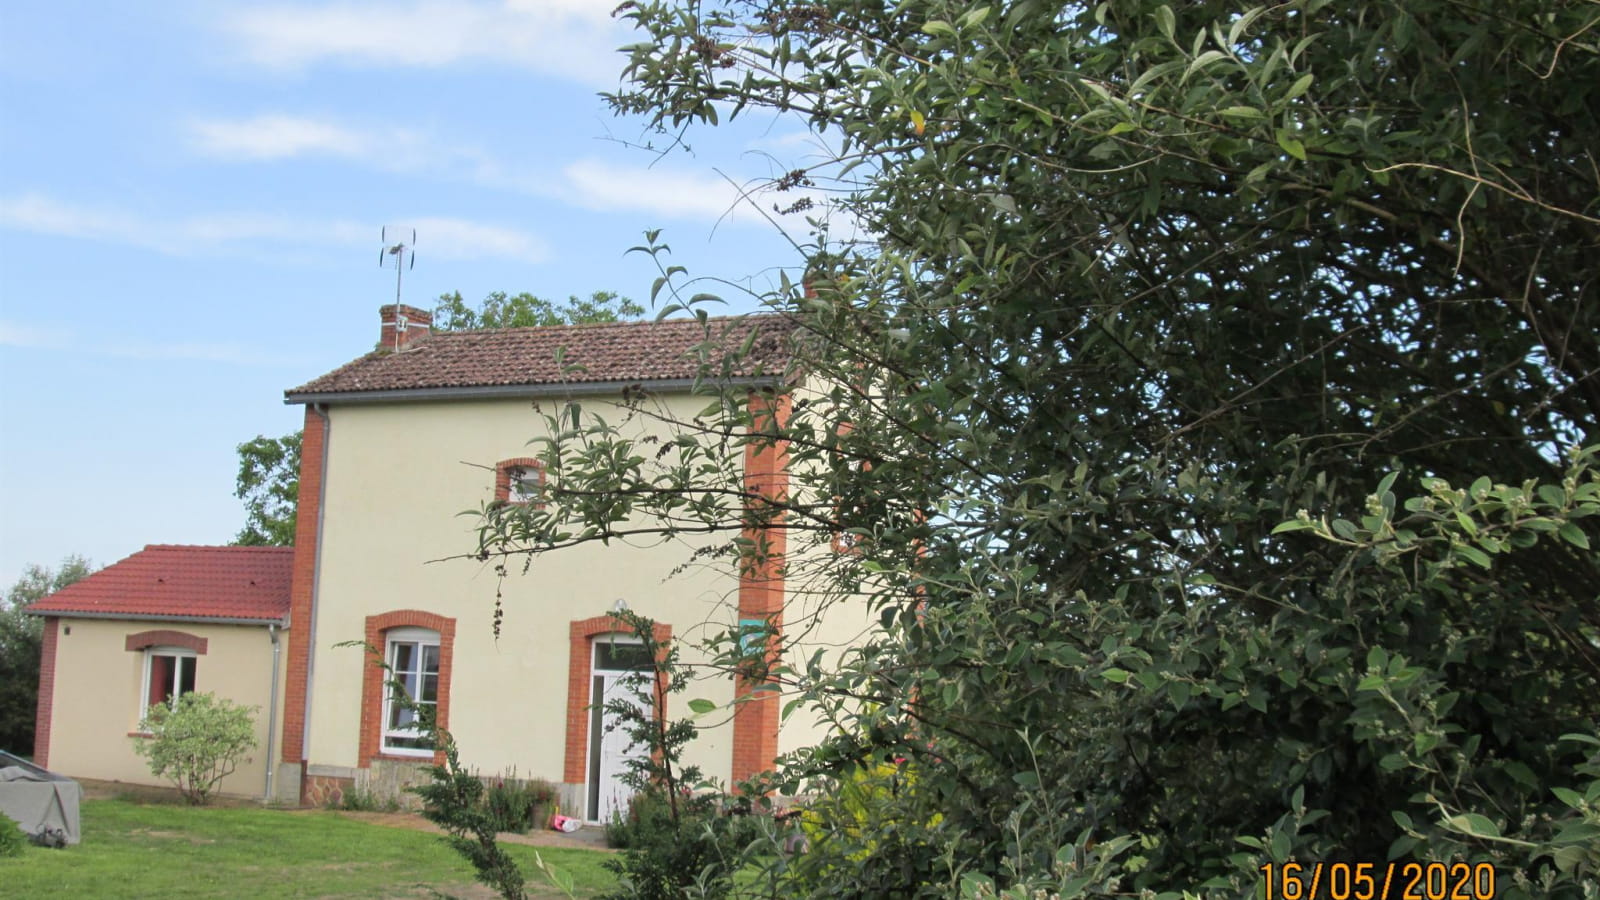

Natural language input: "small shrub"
[599,787,742,900]
[411,735,527,900]
[0,815,26,857]
[337,787,400,813]
[132,692,257,805]
[482,772,557,834]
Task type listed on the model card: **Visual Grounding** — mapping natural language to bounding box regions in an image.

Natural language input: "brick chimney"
[378,304,432,351]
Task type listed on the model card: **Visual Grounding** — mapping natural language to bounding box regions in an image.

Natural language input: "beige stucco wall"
[305,392,747,789]
[44,617,286,799]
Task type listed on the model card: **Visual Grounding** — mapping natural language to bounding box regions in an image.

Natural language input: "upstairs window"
[495,458,545,506]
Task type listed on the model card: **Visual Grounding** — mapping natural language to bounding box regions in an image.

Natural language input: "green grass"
[0,798,615,898]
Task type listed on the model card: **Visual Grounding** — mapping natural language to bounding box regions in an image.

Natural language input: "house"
[27,305,859,817]
[27,544,292,799]
[276,304,859,819]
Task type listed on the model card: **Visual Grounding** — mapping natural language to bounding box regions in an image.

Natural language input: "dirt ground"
[75,777,615,853]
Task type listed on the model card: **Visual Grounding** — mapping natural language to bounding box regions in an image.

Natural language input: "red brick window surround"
[126,630,209,727]
[563,615,672,787]
[125,630,208,654]
[494,457,545,506]
[359,610,456,767]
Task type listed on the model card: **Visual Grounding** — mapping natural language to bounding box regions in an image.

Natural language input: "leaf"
[957,6,991,29]
[909,109,926,136]
[1444,813,1500,838]
[1183,50,1229,84]
[1271,519,1313,534]
[1285,73,1314,100]
[1276,129,1307,161]
[1219,105,1264,119]
[1269,828,1290,862]
[1102,667,1131,684]
[687,698,717,715]
[1550,822,1600,844]
[1454,544,1493,568]
[1558,522,1590,549]
[1154,5,1175,41]
[1169,680,1192,710]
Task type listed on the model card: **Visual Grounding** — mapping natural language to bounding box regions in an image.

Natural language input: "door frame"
[584,634,649,823]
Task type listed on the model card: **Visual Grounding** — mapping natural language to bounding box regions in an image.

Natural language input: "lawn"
[0,798,616,898]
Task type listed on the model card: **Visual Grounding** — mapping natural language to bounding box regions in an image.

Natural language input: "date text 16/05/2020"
[1259,861,1497,900]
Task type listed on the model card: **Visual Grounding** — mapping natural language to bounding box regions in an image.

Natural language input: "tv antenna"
[379,226,416,307]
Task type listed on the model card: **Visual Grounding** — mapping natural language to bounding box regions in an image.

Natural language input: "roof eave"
[25,608,289,627]
[284,374,784,406]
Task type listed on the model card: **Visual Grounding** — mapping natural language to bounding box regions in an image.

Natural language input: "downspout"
[301,402,331,770]
[263,621,282,802]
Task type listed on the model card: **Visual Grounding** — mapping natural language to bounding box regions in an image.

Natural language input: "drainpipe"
[263,621,283,802]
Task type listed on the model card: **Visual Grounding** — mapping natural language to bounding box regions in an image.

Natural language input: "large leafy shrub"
[132,692,256,806]
[476,0,1600,895]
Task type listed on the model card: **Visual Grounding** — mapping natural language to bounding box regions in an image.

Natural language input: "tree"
[232,290,643,547]
[132,692,257,805]
[0,556,95,756]
[431,290,644,331]
[233,432,301,547]
[474,1,1599,896]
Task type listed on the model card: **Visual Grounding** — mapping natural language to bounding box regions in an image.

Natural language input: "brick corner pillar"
[281,403,329,784]
[33,617,60,767]
[732,389,791,785]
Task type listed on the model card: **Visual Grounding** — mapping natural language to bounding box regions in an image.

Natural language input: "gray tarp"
[0,751,81,845]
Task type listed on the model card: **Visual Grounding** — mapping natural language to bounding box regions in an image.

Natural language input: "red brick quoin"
[33,618,60,767]
[732,389,791,785]
[358,610,456,767]
[281,404,327,766]
[562,615,673,786]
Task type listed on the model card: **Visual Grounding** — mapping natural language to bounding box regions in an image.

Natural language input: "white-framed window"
[142,647,198,718]
[507,466,541,503]
[495,458,545,506]
[383,626,440,755]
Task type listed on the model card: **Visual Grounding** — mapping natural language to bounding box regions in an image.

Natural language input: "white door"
[586,638,652,823]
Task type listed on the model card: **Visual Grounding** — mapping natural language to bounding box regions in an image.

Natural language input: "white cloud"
[180,115,824,233]
[0,321,71,350]
[560,159,753,222]
[188,114,379,161]
[186,114,479,179]
[218,0,627,85]
[557,158,857,240]
[409,216,548,263]
[0,193,547,264]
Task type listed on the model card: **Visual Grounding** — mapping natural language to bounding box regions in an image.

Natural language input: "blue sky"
[0,1,837,588]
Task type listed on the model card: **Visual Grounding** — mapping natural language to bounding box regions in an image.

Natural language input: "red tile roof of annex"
[26,545,292,622]
[285,314,796,399]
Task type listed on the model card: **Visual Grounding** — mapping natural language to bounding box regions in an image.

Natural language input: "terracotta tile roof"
[286,314,796,399]
[26,545,292,622]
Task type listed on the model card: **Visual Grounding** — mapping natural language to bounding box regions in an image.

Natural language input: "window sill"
[376,747,435,759]
[372,752,442,765]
